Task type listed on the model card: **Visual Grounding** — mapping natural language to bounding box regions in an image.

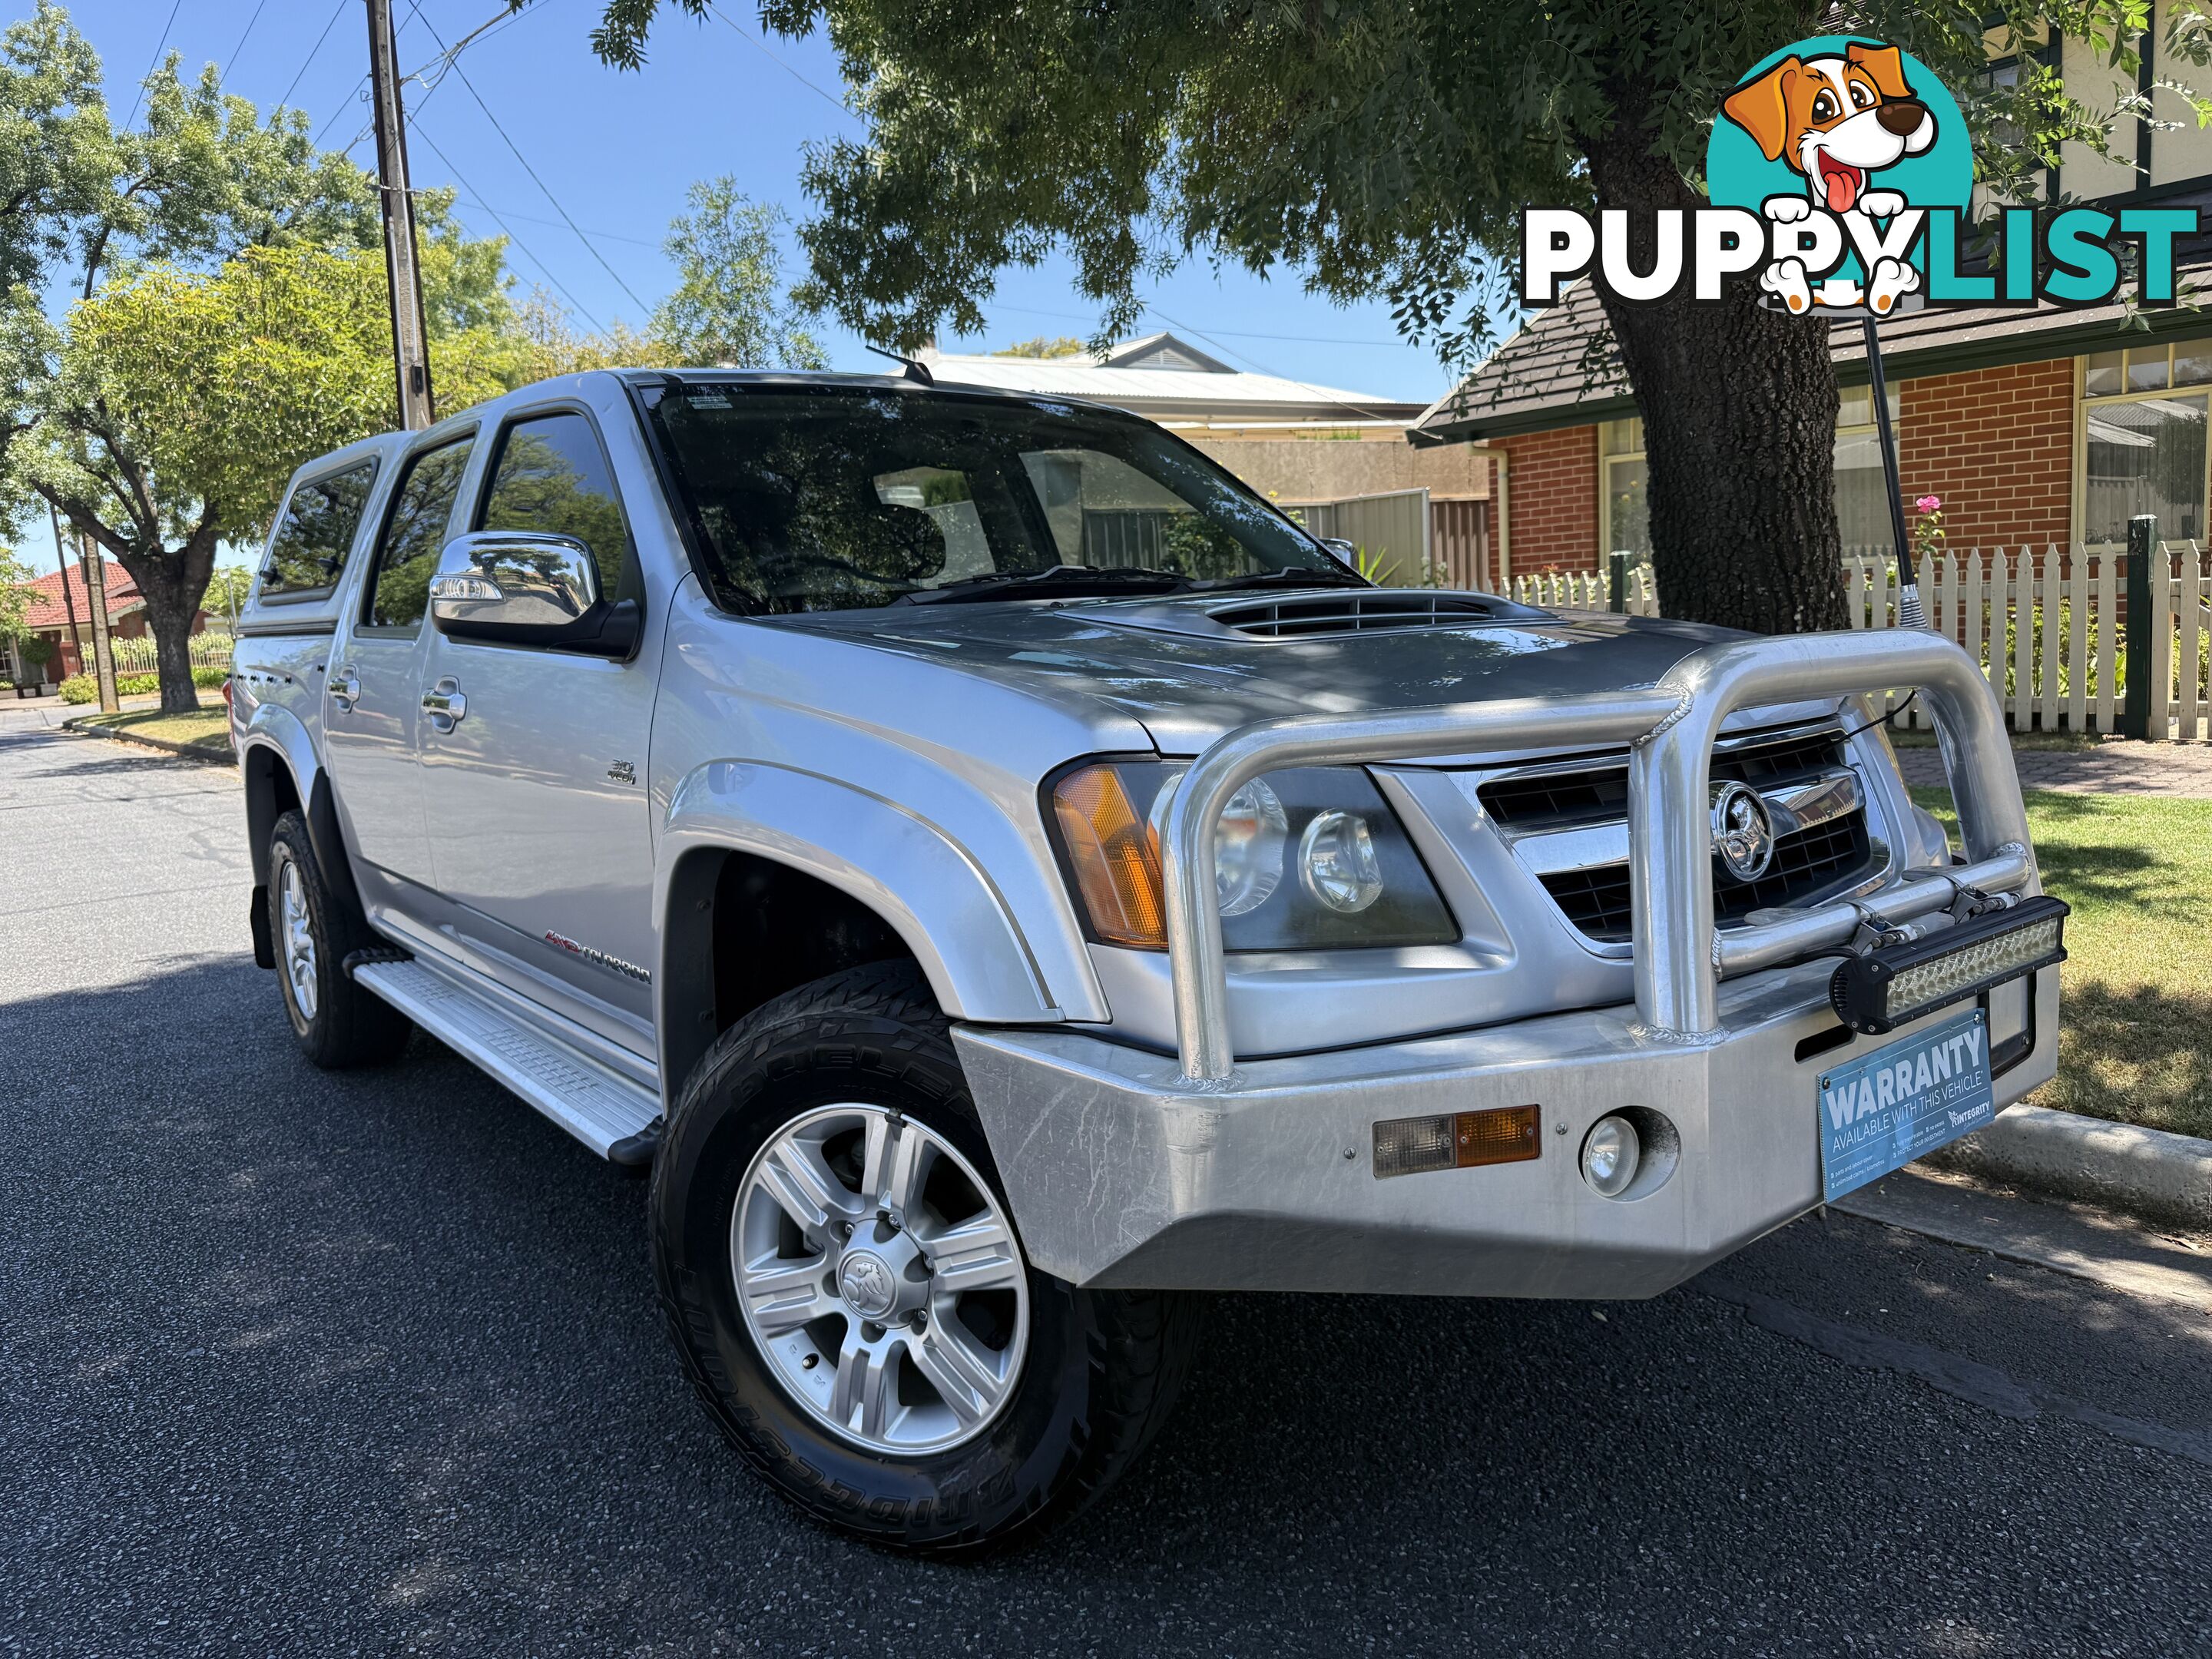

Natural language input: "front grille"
[1479,722,1872,944]
[1537,810,1873,942]
[1478,725,1847,830]
[1212,591,1528,637]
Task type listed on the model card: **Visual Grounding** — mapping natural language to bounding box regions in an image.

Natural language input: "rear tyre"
[267,811,411,1069]
[651,960,1203,1557]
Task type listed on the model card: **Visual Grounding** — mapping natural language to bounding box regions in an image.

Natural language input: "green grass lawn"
[1912,786,2212,1140]
[75,705,232,758]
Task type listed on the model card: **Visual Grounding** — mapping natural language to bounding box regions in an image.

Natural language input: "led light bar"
[1373,1104,1541,1178]
[1830,894,2068,1036]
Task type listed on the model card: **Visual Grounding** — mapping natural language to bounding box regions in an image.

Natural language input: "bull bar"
[1155,630,2038,1083]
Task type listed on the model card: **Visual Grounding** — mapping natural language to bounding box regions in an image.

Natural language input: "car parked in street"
[230,369,2063,1554]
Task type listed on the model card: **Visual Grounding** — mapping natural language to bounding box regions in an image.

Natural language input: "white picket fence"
[1508,546,2212,742]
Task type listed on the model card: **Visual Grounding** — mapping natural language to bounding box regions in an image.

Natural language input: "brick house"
[1410,11,2212,585]
[7,559,210,687]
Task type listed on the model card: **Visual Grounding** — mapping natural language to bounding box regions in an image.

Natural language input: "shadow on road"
[6,957,2210,1656]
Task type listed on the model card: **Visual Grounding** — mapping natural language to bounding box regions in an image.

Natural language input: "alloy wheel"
[731,1102,1029,1455]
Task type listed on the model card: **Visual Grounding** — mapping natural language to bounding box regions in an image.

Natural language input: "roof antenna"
[864,343,934,385]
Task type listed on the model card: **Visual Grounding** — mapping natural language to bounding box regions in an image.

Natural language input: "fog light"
[1581,1114,1641,1197]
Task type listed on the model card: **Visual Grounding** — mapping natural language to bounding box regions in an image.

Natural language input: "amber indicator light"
[1052,764,1167,949]
[1373,1104,1541,1178]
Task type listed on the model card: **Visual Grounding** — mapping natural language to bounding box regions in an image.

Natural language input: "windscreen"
[641,385,1327,613]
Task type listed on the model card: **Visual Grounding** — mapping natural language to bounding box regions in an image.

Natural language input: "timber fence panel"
[2067,548,2088,737]
[2040,546,2063,736]
[2095,549,2119,733]
[2012,547,2035,733]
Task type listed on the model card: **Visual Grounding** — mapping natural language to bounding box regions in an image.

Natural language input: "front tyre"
[267,811,411,1070]
[651,962,1202,1556]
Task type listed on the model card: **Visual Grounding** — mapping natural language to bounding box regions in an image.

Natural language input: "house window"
[2079,343,2212,547]
[1600,393,1897,560]
[1600,418,1647,560]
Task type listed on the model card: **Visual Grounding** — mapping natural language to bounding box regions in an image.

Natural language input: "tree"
[588,0,2187,633]
[995,336,1087,358]
[0,547,36,644]
[18,244,515,711]
[650,177,825,369]
[0,6,511,711]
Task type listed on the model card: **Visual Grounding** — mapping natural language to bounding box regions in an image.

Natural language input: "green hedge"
[59,666,226,704]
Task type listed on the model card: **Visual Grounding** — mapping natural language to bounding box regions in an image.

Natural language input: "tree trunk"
[144,594,201,714]
[104,528,220,715]
[1583,119,1849,634]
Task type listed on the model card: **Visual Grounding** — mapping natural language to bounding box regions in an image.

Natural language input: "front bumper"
[955,959,2058,1299]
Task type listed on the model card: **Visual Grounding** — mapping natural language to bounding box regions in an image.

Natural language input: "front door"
[323,434,476,888]
[417,407,660,1040]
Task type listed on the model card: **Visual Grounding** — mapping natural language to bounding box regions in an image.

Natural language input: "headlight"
[1049,761,1456,952]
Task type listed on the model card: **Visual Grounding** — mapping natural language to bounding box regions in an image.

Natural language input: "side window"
[366,438,473,631]
[261,462,376,595]
[475,412,631,598]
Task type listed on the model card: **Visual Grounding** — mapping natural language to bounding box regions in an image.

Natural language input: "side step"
[352,959,660,1158]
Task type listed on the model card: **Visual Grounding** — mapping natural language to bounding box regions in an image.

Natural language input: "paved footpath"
[1896,737,2212,797]
[7,724,2212,1657]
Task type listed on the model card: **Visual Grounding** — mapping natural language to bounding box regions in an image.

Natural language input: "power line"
[276,0,349,111]
[414,10,654,314]
[704,2,861,125]
[125,0,185,128]
[220,0,271,83]
[453,198,661,248]
[406,118,611,334]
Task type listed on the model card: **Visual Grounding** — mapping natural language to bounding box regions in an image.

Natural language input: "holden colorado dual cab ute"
[230,368,2065,1555]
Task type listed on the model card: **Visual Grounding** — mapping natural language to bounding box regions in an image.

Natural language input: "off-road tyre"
[267,810,412,1069]
[650,960,1204,1557]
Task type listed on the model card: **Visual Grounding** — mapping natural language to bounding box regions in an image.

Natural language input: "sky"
[51,0,1479,578]
[82,0,1467,399]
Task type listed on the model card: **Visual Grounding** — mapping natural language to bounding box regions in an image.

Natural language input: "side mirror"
[429,531,640,658]
[1320,537,1359,570]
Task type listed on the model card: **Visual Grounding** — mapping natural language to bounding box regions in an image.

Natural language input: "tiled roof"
[22,560,141,631]
[1414,258,2212,442]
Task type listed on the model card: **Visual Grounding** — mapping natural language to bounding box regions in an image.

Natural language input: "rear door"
[416,404,661,1037]
[323,432,475,888]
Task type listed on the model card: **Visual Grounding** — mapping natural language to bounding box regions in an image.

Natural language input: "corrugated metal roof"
[1415,260,2212,442]
[921,333,1425,424]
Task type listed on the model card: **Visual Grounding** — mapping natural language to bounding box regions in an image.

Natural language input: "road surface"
[5,718,2208,1657]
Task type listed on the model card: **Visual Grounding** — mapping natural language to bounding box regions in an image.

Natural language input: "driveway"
[4,724,2209,1657]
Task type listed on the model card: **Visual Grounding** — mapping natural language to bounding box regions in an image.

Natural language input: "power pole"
[78,533,120,714]
[49,503,86,677]
[366,0,435,430]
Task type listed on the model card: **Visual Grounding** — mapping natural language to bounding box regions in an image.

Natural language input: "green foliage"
[0,546,36,637]
[59,667,213,700]
[995,336,1086,359]
[591,2,2199,359]
[18,631,51,664]
[651,177,825,369]
[0,6,516,713]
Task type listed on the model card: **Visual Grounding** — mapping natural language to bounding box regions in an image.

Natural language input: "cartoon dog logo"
[1721,41,1937,314]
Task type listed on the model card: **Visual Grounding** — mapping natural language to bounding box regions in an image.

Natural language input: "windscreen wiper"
[893,565,1194,605]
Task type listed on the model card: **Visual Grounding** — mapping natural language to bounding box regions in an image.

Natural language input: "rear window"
[260,462,377,597]
[639,385,1320,614]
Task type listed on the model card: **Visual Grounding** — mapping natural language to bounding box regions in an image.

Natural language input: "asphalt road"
[5,721,2211,1657]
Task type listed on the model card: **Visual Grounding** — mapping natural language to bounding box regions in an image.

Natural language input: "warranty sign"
[1816,1007,1995,1202]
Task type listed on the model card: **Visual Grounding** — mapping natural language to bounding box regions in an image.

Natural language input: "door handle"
[422,677,467,733]
[329,666,361,712]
